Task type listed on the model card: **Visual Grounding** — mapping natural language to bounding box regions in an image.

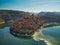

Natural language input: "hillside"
[0,10,60,23]
[38,12,60,23]
[0,10,31,22]
[0,10,60,36]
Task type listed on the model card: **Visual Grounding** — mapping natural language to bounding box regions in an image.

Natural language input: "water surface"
[0,26,60,45]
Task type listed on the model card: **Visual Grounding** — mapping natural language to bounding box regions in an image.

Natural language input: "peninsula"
[10,15,44,36]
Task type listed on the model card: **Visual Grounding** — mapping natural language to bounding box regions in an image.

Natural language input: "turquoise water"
[34,26,60,45]
[0,26,60,45]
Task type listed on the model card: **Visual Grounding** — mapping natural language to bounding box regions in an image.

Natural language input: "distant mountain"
[38,12,60,15]
[53,12,60,15]
[0,10,31,22]
[0,10,60,23]
[38,12,60,23]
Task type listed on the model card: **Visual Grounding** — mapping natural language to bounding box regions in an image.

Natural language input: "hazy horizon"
[0,0,60,12]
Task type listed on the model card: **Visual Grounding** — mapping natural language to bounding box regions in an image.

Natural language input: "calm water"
[0,26,60,45]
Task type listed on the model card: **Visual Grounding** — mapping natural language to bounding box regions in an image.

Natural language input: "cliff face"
[10,15,44,36]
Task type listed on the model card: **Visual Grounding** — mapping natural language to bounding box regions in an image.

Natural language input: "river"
[0,26,60,45]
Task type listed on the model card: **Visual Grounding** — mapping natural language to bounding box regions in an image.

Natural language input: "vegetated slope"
[0,10,30,22]
[0,10,60,23]
[38,12,60,23]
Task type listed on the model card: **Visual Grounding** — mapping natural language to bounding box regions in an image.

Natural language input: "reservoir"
[0,26,60,45]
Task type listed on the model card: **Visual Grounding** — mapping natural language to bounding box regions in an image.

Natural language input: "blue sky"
[0,0,60,12]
